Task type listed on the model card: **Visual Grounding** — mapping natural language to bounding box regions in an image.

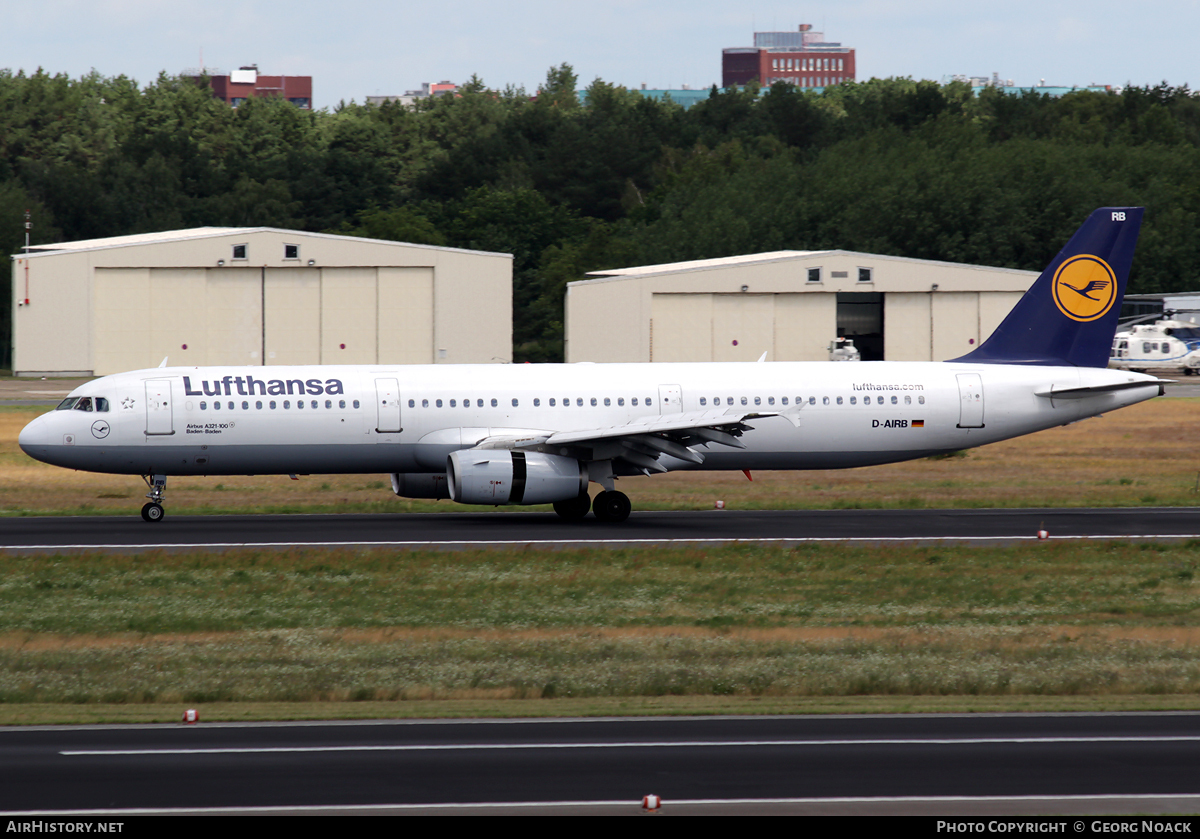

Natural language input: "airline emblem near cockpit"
[91,420,110,439]
[1052,254,1116,322]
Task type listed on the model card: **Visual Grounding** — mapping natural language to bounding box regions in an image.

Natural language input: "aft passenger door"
[144,379,175,436]
[955,373,985,428]
[375,377,402,433]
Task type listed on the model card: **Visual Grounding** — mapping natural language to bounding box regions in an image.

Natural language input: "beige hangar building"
[11,228,512,376]
[565,251,1039,363]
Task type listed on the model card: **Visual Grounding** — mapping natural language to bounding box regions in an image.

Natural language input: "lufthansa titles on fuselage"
[183,375,345,398]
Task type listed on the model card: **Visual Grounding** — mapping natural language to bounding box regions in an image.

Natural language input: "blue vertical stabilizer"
[951,207,1143,367]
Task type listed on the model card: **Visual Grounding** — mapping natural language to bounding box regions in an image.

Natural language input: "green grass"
[3,541,1200,717]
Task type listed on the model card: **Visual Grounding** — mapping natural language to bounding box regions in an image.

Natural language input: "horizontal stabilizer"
[1034,380,1166,399]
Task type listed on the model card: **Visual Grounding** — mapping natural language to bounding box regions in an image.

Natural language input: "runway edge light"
[642,794,661,812]
[182,708,199,724]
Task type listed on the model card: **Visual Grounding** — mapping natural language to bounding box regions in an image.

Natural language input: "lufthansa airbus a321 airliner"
[19,208,1162,523]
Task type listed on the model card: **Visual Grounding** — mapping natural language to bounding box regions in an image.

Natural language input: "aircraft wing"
[473,409,797,474]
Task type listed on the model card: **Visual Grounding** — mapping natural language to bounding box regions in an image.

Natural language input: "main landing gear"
[592,490,631,523]
[553,490,632,523]
[141,474,167,522]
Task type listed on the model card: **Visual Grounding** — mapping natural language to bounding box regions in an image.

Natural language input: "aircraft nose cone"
[18,416,51,458]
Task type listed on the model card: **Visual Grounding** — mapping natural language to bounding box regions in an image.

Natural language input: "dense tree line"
[3,66,1200,364]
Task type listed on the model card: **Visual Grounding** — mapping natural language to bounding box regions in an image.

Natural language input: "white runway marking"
[11,534,1200,551]
[7,793,1200,815]
[61,734,1200,756]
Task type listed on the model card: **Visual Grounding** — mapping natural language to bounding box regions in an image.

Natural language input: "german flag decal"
[912,420,925,428]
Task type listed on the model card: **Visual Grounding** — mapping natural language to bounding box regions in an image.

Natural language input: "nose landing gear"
[140,474,167,522]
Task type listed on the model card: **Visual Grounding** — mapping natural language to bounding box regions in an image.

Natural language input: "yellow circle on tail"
[1052,255,1117,322]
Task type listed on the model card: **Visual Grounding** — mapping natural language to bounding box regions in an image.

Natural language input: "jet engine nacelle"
[391,473,451,500]
[447,450,588,506]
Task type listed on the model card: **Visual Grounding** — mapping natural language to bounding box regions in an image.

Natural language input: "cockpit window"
[56,396,110,411]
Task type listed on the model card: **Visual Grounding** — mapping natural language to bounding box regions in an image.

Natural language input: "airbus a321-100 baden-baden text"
[20,208,1163,523]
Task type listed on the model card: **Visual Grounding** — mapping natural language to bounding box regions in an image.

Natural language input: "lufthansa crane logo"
[1052,254,1117,322]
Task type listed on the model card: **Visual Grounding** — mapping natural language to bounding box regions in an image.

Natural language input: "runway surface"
[1,507,1199,552]
[4,713,1200,815]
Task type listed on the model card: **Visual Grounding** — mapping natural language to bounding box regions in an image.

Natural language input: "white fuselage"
[18,361,1161,479]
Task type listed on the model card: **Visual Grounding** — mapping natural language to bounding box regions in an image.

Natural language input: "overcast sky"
[3,1,1193,108]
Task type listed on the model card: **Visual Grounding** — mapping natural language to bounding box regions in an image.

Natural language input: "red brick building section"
[722,25,856,90]
[205,65,313,109]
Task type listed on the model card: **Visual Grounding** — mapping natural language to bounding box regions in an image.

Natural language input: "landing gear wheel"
[592,490,631,523]
[140,473,167,523]
[553,493,592,521]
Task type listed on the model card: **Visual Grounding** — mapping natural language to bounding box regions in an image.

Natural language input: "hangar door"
[94,268,262,374]
[265,267,433,365]
[93,267,434,374]
[649,293,835,362]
